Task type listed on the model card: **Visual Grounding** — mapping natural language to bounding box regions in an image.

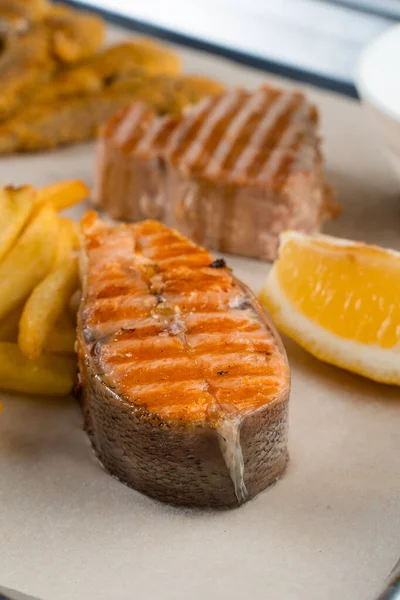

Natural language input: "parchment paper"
[1,25,400,600]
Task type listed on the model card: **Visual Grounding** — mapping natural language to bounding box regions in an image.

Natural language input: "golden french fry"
[35,180,89,212]
[61,217,80,249]
[46,312,76,354]
[0,342,76,396]
[0,304,23,341]
[0,185,34,262]
[0,204,58,320]
[53,218,75,268]
[19,257,79,360]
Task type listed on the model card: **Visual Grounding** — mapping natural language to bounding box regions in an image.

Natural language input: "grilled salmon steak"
[95,85,336,260]
[78,212,290,507]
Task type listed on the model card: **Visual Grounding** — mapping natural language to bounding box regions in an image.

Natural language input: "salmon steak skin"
[77,212,290,508]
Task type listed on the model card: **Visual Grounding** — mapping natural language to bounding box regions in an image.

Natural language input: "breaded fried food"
[0,73,223,152]
[111,72,225,114]
[0,0,50,35]
[86,39,182,79]
[0,91,136,152]
[0,4,106,120]
[0,25,54,120]
[44,3,105,64]
[0,1,104,62]
[152,74,225,113]
[30,65,103,104]
[28,39,184,105]
[0,0,222,154]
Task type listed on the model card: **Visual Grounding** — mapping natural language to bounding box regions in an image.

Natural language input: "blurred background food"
[0,71,224,152]
[0,0,223,152]
[0,1,105,120]
[0,0,50,35]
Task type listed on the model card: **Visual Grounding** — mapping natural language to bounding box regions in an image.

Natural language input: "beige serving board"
[1,25,400,600]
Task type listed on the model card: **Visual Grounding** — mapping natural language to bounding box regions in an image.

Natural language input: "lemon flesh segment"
[260,232,400,385]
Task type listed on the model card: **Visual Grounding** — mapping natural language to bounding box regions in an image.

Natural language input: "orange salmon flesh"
[79,212,289,424]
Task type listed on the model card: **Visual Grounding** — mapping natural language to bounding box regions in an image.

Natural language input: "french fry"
[61,217,80,249]
[46,312,76,354]
[53,218,75,268]
[0,204,58,320]
[0,342,76,396]
[0,180,84,399]
[53,217,81,269]
[0,304,23,341]
[0,185,34,261]
[35,179,89,212]
[19,257,79,360]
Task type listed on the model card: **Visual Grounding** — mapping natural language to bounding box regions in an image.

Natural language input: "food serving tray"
[1,25,400,600]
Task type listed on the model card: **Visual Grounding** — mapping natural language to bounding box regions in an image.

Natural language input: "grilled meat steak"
[95,85,336,260]
[78,213,290,508]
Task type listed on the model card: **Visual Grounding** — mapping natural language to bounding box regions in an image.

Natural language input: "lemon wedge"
[260,231,400,385]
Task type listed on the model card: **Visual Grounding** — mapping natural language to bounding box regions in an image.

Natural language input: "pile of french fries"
[0,180,87,396]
